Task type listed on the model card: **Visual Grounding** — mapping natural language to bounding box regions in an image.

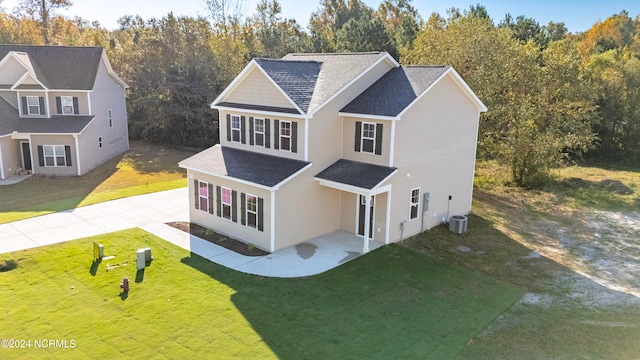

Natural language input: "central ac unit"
[449,215,468,234]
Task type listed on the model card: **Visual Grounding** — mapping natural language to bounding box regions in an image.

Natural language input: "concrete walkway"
[0,188,381,278]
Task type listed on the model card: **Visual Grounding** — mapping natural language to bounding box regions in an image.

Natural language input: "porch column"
[363,195,371,253]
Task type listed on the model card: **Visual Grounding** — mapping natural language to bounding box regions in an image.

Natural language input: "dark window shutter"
[249,117,254,145]
[231,190,238,223]
[240,116,246,144]
[258,197,264,232]
[226,114,231,141]
[240,193,246,225]
[208,183,214,214]
[355,121,362,152]
[21,97,27,114]
[265,119,271,148]
[64,146,72,166]
[37,145,44,166]
[73,97,79,114]
[291,121,298,153]
[56,97,62,114]
[194,180,199,210]
[375,123,383,155]
[216,186,222,217]
[274,120,280,150]
[38,97,44,114]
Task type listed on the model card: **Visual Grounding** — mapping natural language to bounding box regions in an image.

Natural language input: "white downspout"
[74,134,81,175]
[270,189,276,252]
[0,142,5,179]
[363,194,371,253]
[389,120,396,167]
[385,188,391,244]
[304,117,310,162]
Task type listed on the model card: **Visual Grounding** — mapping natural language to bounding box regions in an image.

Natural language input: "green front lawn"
[0,228,523,359]
[0,141,194,224]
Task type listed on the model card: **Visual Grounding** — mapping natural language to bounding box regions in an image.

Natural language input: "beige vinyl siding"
[0,136,20,179]
[218,109,306,162]
[339,191,356,232]
[19,75,40,85]
[78,56,128,175]
[225,67,295,110]
[341,117,391,166]
[187,170,272,252]
[30,134,77,176]
[384,73,480,243]
[48,92,89,115]
[0,56,26,85]
[274,169,341,250]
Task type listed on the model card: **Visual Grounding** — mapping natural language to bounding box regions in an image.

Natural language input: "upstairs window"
[254,118,265,147]
[27,96,41,115]
[55,96,79,115]
[279,120,291,151]
[354,121,383,155]
[231,115,241,142]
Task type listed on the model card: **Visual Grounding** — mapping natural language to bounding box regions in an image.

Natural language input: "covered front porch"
[315,159,397,253]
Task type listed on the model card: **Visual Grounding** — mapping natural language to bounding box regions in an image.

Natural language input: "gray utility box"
[449,215,468,234]
[136,247,152,270]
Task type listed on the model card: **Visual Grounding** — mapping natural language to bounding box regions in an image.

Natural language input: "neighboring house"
[0,45,129,180]
[179,51,487,253]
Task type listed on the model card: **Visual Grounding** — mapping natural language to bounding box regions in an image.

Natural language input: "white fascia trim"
[101,50,129,88]
[310,53,399,117]
[12,132,82,137]
[178,163,275,192]
[212,105,306,119]
[314,178,393,197]
[304,117,309,161]
[396,68,487,119]
[11,72,48,91]
[272,162,312,190]
[338,112,398,121]
[270,189,276,252]
[385,187,392,244]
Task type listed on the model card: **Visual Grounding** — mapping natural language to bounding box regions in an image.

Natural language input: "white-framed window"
[231,115,241,142]
[361,122,376,154]
[98,137,103,148]
[221,186,232,220]
[279,120,291,151]
[108,109,113,128]
[254,117,265,147]
[61,96,74,114]
[27,96,40,115]
[198,181,209,213]
[43,145,66,167]
[245,194,258,229]
[410,188,420,220]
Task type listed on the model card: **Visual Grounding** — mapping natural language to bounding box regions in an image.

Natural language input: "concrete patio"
[0,188,384,277]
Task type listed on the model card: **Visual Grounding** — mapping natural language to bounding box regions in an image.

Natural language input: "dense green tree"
[335,14,396,57]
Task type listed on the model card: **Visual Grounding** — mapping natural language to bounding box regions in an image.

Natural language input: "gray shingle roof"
[0,45,103,90]
[267,52,391,114]
[341,65,450,117]
[254,59,320,113]
[0,98,94,136]
[179,144,310,188]
[315,159,396,190]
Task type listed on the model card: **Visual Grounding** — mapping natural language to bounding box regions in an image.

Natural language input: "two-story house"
[0,45,129,180]
[179,52,487,253]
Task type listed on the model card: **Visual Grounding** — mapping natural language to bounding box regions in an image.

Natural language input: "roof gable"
[0,45,104,90]
[223,64,299,112]
[340,66,487,118]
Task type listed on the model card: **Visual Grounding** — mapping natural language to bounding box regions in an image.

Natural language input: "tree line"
[2,0,640,187]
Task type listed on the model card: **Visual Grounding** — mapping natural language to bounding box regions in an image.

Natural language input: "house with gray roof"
[0,45,129,180]
[179,51,487,253]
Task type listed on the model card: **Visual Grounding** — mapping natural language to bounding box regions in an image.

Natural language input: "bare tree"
[203,0,247,31]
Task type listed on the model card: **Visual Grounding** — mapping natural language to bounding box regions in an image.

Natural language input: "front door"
[358,195,374,238]
[20,142,32,170]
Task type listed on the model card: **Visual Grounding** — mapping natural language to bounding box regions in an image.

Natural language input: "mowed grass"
[0,228,523,359]
[0,141,194,224]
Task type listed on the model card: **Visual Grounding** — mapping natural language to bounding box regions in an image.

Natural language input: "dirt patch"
[166,222,269,256]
